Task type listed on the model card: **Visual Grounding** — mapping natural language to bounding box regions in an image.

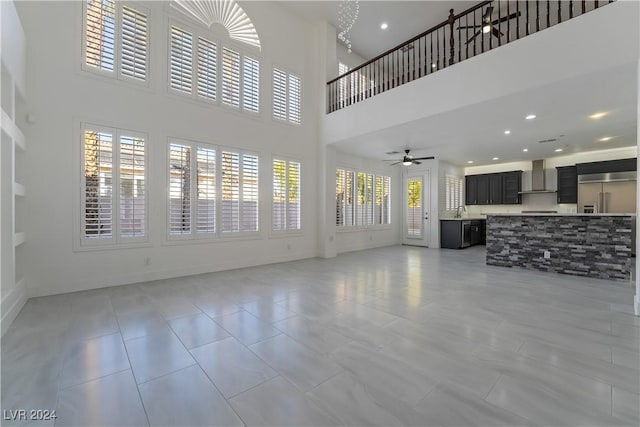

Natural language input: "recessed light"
[523,148,529,152]
[380,22,388,30]
[431,63,436,69]
[504,130,511,135]
[555,148,563,152]
[492,157,499,161]
[589,111,608,120]
[598,136,612,142]
[467,160,474,164]
[525,114,536,120]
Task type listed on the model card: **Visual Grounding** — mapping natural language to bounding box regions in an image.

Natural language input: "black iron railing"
[327,0,614,113]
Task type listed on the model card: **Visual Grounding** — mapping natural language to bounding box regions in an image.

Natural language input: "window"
[337,61,374,107]
[445,175,464,211]
[168,140,259,239]
[336,169,390,228]
[81,124,147,246]
[84,0,148,82]
[273,68,301,124]
[169,23,260,113]
[273,159,301,231]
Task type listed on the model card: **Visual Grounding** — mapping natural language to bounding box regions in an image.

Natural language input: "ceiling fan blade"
[412,156,435,160]
[465,29,482,45]
[389,161,402,166]
[382,159,398,162]
[491,27,504,39]
[456,25,482,30]
[412,160,422,165]
[493,11,521,25]
[483,6,494,22]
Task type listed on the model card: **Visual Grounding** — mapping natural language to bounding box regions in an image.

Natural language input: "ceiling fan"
[384,149,434,166]
[457,6,521,45]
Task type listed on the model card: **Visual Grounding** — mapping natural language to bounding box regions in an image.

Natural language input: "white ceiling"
[284,1,478,59]
[329,63,638,166]
[282,1,638,166]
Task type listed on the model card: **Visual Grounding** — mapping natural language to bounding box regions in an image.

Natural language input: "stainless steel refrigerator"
[578,172,637,214]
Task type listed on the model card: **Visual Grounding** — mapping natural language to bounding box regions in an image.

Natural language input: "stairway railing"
[327,0,614,113]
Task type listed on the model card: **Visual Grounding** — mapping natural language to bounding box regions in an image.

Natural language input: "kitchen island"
[486,213,635,281]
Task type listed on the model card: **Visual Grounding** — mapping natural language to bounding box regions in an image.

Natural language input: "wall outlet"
[144,257,151,266]
[543,251,551,259]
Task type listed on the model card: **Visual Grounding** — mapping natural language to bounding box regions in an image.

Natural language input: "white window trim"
[335,166,392,231]
[166,18,262,116]
[81,1,151,87]
[166,138,261,242]
[74,122,150,251]
[271,156,302,235]
[271,66,302,126]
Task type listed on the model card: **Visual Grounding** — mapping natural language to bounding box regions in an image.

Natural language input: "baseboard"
[28,250,317,298]
[337,240,400,255]
[1,278,28,336]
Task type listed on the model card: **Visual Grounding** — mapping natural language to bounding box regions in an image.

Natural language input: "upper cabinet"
[465,171,522,205]
[556,166,578,203]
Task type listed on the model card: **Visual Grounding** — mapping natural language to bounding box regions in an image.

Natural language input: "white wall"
[334,150,402,253]
[16,1,322,297]
[322,1,639,146]
[464,146,638,215]
[1,0,28,334]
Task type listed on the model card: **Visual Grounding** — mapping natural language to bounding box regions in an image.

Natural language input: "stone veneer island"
[486,214,635,281]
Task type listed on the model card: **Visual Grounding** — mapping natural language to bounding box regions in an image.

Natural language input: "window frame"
[77,122,149,250]
[166,138,261,242]
[335,166,391,231]
[81,0,151,86]
[272,156,302,234]
[271,66,302,126]
[166,18,262,116]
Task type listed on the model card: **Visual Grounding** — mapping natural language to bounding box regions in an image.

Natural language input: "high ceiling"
[330,63,638,167]
[284,1,478,59]
[283,1,638,166]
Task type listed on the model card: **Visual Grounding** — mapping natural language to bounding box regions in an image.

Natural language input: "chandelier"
[337,0,359,54]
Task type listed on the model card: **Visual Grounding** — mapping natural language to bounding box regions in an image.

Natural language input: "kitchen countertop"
[484,213,636,217]
[440,217,486,221]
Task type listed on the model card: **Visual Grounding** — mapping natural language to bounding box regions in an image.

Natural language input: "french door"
[403,171,430,247]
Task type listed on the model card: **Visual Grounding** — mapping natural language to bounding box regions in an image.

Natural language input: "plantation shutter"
[120,6,147,81]
[241,154,259,232]
[375,176,383,225]
[196,37,217,100]
[170,26,193,93]
[221,48,241,107]
[366,174,374,225]
[243,56,260,112]
[345,171,354,226]
[272,68,287,121]
[287,162,301,230]
[221,151,240,232]
[169,143,192,235]
[119,134,145,238]
[85,0,116,72]
[273,159,286,231]
[288,74,301,124]
[196,147,216,234]
[83,129,114,238]
[336,169,345,226]
[383,176,391,224]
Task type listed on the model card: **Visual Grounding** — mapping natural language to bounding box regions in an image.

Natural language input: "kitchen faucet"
[455,205,466,218]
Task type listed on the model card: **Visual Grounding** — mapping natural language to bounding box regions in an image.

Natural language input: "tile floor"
[2,245,639,426]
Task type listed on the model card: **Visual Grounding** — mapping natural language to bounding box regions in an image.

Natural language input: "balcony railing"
[327,0,614,113]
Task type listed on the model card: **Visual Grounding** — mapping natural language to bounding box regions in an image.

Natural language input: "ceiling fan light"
[402,161,412,166]
[482,24,491,33]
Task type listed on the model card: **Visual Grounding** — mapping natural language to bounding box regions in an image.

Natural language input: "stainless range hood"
[518,159,556,194]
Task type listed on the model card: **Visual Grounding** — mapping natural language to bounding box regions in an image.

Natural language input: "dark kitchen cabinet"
[489,174,503,204]
[440,219,486,249]
[465,171,522,205]
[465,175,478,205]
[502,171,522,204]
[556,166,578,204]
[476,175,490,205]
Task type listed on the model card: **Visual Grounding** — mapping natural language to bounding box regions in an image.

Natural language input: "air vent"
[401,44,415,53]
[538,138,557,143]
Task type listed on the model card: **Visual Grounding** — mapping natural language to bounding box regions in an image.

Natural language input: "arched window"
[171,0,261,50]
